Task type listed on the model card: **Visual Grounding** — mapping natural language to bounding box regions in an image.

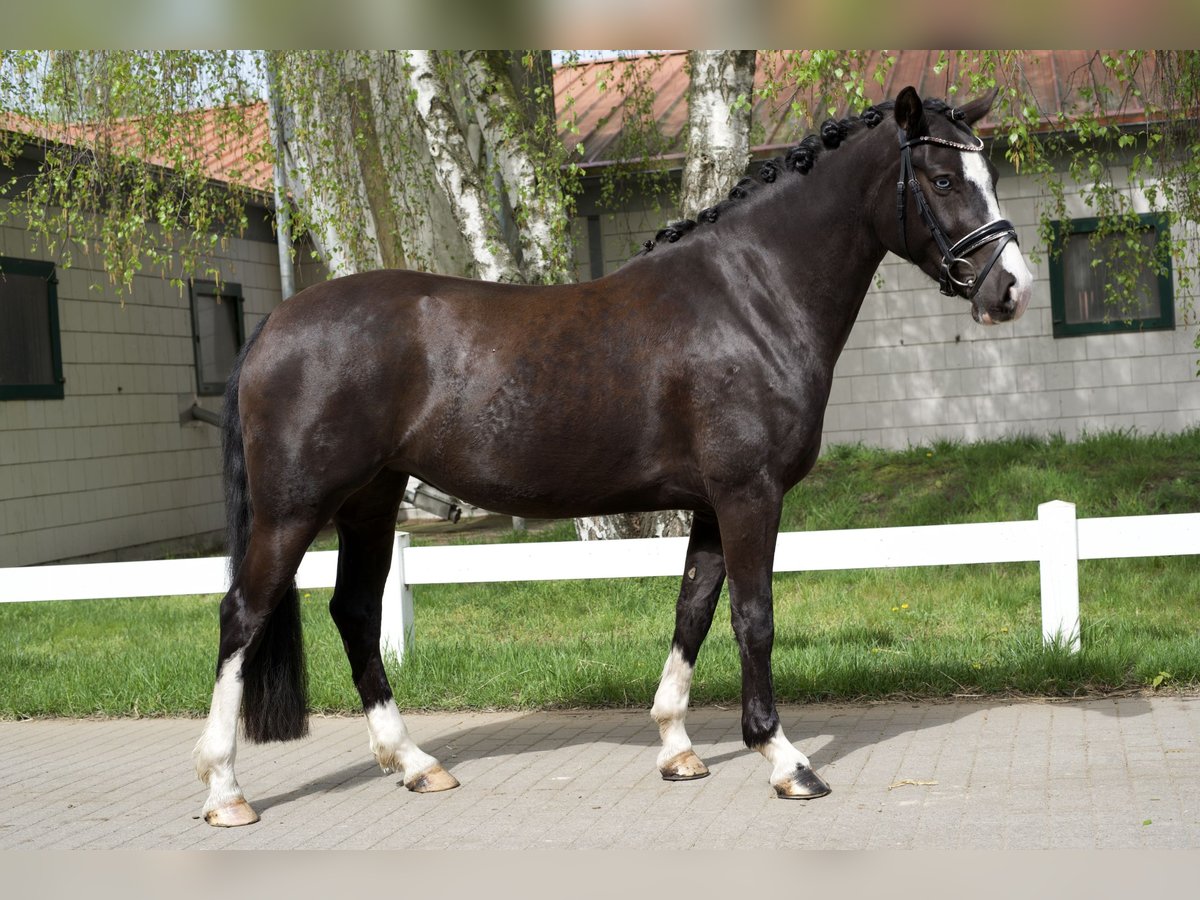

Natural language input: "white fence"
[2,501,1198,659]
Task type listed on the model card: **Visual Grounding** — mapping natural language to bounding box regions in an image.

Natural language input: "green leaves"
[0,50,261,295]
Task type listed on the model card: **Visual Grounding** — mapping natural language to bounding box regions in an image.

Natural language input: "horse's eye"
[933,176,953,191]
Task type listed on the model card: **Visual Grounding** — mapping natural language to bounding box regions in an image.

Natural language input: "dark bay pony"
[195,87,1032,826]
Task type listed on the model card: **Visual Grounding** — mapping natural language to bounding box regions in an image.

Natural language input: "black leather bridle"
[896,128,1018,299]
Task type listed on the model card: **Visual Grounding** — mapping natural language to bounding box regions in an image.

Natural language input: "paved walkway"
[1,696,1197,849]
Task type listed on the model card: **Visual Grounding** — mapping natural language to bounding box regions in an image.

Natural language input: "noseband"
[896,128,1017,299]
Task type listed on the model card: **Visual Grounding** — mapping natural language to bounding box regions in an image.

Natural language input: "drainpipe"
[266,61,296,301]
[186,404,220,427]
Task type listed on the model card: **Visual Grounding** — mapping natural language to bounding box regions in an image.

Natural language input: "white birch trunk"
[272,52,384,278]
[363,50,469,276]
[460,50,570,284]
[405,50,521,284]
[679,50,757,219]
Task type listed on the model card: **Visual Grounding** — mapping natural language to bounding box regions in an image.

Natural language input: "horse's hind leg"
[652,510,725,780]
[329,470,458,793]
[194,517,321,826]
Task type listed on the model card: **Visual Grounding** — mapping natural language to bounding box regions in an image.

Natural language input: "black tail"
[221,317,309,744]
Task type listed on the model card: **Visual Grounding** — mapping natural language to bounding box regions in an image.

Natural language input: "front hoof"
[204,798,260,827]
[773,765,831,800]
[404,764,460,793]
[660,749,710,781]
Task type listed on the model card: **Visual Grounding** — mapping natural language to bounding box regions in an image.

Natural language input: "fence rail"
[2,501,1197,659]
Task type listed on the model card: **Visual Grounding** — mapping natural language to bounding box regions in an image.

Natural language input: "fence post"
[1038,500,1081,652]
[381,531,415,663]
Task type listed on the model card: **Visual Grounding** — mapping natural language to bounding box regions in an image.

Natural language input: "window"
[1048,213,1175,337]
[190,279,245,395]
[0,256,63,400]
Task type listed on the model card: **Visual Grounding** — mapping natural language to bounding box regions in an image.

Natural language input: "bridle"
[896,127,1018,299]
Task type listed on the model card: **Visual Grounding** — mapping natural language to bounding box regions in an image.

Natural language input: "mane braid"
[634,96,975,257]
[636,104,899,257]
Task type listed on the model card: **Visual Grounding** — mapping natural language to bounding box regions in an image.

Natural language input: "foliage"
[1032,52,1197,325]
[562,51,680,238]
[1,50,1197,350]
[0,51,262,294]
[267,51,419,275]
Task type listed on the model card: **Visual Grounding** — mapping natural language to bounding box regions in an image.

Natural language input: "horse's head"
[884,86,1032,326]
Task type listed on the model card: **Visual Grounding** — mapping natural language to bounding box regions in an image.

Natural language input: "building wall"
[0,217,288,567]
[823,165,1200,448]
[573,162,1200,453]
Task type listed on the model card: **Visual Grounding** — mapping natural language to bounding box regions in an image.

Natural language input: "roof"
[1,51,1161,190]
[556,50,1158,169]
[1,103,273,194]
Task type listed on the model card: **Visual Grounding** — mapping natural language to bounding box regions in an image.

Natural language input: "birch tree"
[679,50,758,220]
[269,51,578,282]
[405,51,523,283]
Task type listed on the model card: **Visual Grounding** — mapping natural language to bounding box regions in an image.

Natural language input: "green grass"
[2,429,1198,718]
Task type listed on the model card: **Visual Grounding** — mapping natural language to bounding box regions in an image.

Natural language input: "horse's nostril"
[998,277,1020,314]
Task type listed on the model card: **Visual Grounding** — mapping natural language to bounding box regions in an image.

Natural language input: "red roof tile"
[2,103,272,194]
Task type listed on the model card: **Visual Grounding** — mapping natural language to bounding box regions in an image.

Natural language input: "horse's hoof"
[660,749,710,781]
[204,798,260,827]
[773,765,831,799]
[404,764,460,793]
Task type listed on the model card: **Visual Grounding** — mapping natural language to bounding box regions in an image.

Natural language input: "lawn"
[1,429,1197,718]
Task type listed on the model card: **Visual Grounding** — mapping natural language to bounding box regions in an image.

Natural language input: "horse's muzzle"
[973,278,1030,325]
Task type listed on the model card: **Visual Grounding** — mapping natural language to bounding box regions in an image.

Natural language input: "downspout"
[182,63,294,434]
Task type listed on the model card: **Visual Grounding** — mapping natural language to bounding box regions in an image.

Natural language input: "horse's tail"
[221,316,309,744]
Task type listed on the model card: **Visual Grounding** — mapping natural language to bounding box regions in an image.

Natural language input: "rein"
[896,128,1017,299]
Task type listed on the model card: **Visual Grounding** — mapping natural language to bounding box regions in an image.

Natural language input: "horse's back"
[235,268,707,515]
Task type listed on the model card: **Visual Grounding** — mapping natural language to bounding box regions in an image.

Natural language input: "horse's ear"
[957,89,997,127]
[894,86,926,136]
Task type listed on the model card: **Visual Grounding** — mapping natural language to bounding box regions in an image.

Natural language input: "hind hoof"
[774,765,831,799]
[660,750,710,781]
[204,798,260,827]
[405,764,460,793]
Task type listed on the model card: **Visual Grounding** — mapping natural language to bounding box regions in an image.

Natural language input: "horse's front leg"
[652,510,725,780]
[719,491,831,799]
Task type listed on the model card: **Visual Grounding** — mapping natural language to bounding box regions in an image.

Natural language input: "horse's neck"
[738,145,890,364]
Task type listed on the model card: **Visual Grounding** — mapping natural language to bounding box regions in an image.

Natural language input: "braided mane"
[637,98,970,255]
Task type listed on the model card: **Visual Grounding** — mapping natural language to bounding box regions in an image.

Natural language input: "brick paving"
[1,696,1197,849]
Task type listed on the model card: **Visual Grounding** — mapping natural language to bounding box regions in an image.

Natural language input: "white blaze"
[961,152,1033,316]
